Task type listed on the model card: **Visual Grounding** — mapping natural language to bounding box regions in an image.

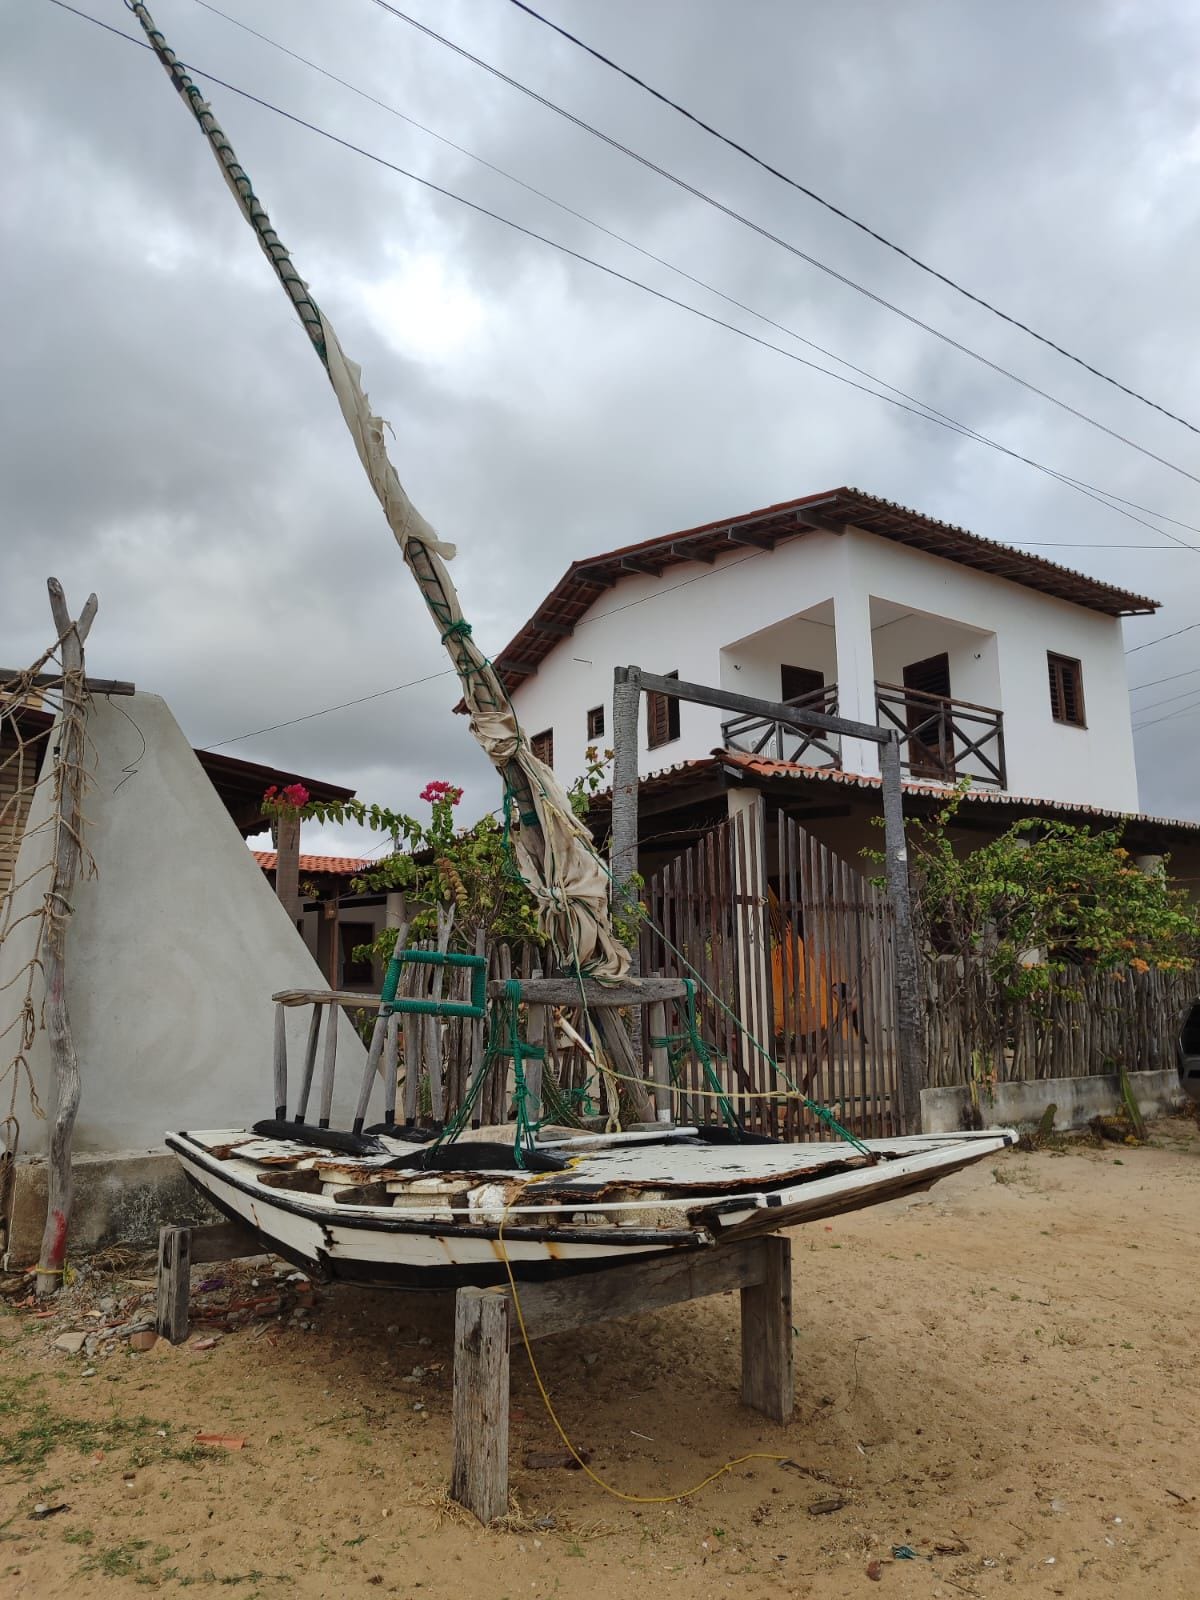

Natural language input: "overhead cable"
[505,0,1200,440]
[371,0,1200,493]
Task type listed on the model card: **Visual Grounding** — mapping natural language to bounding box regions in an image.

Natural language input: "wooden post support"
[449,1235,794,1523]
[35,579,97,1297]
[880,735,926,1134]
[156,1225,192,1344]
[450,1287,512,1525]
[155,1219,265,1343]
[739,1234,794,1423]
[274,811,302,925]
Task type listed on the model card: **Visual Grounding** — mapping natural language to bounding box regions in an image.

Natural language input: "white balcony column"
[831,586,879,777]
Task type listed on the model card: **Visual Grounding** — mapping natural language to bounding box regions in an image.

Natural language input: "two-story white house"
[500,486,1147,800]
[489,487,1200,880]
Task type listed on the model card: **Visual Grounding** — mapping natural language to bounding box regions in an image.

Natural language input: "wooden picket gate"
[638,810,901,1139]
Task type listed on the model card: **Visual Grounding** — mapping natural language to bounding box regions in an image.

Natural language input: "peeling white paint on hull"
[167,1126,1015,1290]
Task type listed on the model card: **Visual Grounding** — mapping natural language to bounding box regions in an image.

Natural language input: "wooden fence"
[924,958,1197,1087]
[638,810,902,1139]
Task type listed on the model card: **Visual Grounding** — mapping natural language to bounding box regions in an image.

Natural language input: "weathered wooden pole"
[273,812,302,925]
[880,734,925,1134]
[36,579,96,1296]
[610,666,642,915]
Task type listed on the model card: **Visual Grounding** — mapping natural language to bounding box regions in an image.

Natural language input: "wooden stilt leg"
[740,1234,794,1422]
[156,1225,192,1344]
[450,1287,512,1524]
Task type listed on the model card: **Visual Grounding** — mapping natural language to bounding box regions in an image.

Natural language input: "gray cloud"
[4,0,1200,849]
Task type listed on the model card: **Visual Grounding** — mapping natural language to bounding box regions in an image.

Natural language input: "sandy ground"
[2,1118,1199,1599]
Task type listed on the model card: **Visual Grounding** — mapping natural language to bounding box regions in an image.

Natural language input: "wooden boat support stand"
[156,1221,793,1525]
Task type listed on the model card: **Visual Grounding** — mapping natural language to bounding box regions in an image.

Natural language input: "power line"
[1129,665,1200,693]
[371,1,1200,495]
[200,668,456,749]
[1125,681,1200,717]
[1125,618,1200,655]
[46,0,1200,560]
[1133,694,1200,733]
[193,0,1200,551]
[505,0,1200,441]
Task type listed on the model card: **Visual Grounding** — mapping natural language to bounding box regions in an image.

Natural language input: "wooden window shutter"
[1047,653,1085,727]
[530,728,554,766]
[647,672,680,749]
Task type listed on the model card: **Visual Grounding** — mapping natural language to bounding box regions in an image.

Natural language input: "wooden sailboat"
[128,3,1014,1288]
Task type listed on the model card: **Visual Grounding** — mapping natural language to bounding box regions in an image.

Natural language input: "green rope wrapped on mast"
[125,0,630,983]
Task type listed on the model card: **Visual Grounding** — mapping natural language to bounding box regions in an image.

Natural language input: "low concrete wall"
[5,1151,221,1268]
[921,1068,1185,1135]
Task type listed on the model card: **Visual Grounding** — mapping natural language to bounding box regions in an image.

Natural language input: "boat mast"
[126,2,629,981]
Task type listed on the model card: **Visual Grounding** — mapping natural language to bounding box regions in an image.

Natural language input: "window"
[587,705,605,740]
[647,671,681,749]
[1048,653,1085,727]
[530,727,554,767]
[339,921,375,988]
[780,664,824,703]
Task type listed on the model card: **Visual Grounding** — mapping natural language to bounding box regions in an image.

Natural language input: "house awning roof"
[585,750,1200,843]
[253,851,371,875]
[484,487,1159,697]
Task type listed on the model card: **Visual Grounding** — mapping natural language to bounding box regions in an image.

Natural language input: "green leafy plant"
[872,785,1200,998]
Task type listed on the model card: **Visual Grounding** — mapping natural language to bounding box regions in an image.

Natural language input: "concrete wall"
[921,1068,1184,1134]
[0,692,367,1159]
[509,522,1140,811]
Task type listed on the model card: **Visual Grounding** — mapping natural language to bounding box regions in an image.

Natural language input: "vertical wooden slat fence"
[638,813,902,1140]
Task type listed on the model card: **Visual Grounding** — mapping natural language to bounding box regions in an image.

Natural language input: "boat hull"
[167,1126,1015,1291]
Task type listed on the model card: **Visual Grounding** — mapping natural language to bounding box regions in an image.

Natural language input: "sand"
[2,1117,1199,1599]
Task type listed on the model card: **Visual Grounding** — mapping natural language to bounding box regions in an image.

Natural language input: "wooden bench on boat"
[155,1220,793,1525]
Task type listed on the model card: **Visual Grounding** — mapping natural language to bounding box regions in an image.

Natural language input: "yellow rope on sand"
[497,1211,790,1504]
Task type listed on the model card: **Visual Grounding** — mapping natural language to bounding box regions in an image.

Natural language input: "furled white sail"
[128,2,629,980]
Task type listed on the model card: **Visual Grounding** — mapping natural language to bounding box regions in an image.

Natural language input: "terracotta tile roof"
[253,851,372,874]
[486,486,1159,697]
[716,749,1200,832]
[585,751,1200,835]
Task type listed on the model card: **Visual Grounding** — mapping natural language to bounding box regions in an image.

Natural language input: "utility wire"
[45,0,1200,560]
[1129,665,1200,693]
[200,668,456,749]
[1125,618,1200,655]
[371,0,1200,495]
[505,0,1200,440]
[191,0,1200,550]
[1133,694,1200,733]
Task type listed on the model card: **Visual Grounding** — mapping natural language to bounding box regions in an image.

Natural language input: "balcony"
[875,682,1006,788]
[721,680,1007,789]
[721,683,842,767]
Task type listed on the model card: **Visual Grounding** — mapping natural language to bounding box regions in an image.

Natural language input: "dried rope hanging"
[126,0,629,982]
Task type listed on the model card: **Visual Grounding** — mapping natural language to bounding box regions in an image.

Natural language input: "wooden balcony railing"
[720,683,841,767]
[874,682,1006,788]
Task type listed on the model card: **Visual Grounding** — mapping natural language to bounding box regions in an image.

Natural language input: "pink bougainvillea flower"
[420,779,462,806]
[263,785,278,800]
[281,783,310,807]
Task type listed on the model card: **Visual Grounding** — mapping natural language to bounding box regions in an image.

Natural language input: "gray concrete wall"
[0,692,367,1158]
[6,1151,221,1264]
[921,1068,1184,1134]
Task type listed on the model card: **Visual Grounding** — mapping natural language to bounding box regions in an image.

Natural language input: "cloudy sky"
[5,0,1200,851]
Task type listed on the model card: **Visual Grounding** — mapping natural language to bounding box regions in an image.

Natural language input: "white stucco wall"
[0,693,366,1154]
[509,523,1141,812]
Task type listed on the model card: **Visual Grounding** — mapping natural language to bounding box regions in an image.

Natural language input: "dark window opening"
[902,652,954,778]
[647,671,681,749]
[587,705,605,740]
[530,728,554,767]
[1048,653,1086,727]
[780,664,824,703]
[340,921,375,987]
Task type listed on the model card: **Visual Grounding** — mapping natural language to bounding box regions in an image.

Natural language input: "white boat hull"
[167,1125,1016,1290]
